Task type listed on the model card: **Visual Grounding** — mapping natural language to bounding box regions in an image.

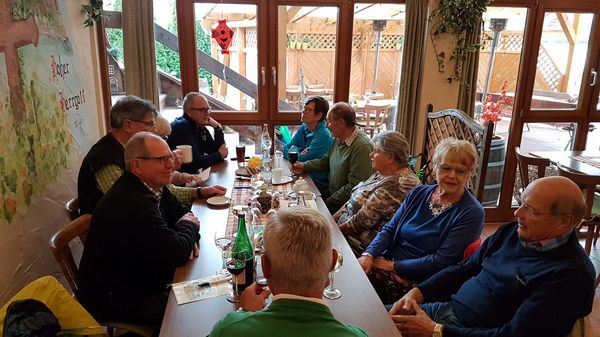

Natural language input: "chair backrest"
[514,146,550,189]
[49,214,92,295]
[422,108,494,201]
[65,197,80,221]
[557,164,600,219]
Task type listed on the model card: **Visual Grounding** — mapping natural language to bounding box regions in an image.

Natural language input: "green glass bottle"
[231,213,254,292]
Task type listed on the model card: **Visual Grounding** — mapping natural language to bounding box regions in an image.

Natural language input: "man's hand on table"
[179,212,200,231]
[199,185,228,198]
[240,282,271,312]
[358,255,374,273]
[373,256,394,272]
[391,299,437,336]
[290,162,304,174]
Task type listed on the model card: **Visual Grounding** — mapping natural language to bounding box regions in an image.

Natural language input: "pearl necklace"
[428,188,459,216]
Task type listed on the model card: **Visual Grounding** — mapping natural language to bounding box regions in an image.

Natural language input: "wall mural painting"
[0,0,86,224]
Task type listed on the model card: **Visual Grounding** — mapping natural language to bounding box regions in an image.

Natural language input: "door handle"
[272,67,277,86]
[591,69,598,87]
[261,66,266,86]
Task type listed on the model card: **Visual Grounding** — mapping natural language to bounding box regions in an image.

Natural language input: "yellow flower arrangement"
[248,156,262,170]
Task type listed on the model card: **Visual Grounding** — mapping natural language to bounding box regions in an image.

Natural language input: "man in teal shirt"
[292,102,373,213]
[277,96,333,188]
[209,207,368,337]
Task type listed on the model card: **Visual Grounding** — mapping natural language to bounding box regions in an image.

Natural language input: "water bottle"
[261,123,272,159]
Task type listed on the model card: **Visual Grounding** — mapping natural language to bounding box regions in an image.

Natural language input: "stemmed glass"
[226,258,246,303]
[214,231,233,275]
[323,244,344,300]
[288,146,299,178]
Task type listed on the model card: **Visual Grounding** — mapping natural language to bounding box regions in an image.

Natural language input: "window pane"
[278,6,339,112]
[154,0,183,113]
[350,3,404,132]
[103,1,125,106]
[531,13,593,110]
[584,122,600,150]
[195,3,258,111]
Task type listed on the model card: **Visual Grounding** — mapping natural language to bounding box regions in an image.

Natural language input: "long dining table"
[159,160,401,337]
[529,150,600,176]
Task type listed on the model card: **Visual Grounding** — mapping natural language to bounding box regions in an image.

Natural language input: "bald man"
[390,176,595,337]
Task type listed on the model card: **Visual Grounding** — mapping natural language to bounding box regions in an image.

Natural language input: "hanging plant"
[81,0,103,27]
[429,0,491,83]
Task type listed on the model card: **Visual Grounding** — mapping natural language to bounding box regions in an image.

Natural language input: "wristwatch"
[361,252,373,258]
[432,323,443,337]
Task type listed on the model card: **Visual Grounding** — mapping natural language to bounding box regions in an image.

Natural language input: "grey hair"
[124,131,162,170]
[153,115,171,138]
[371,130,410,167]
[329,102,356,127]
[110,96,157,128]
[263,207,332,293]
[182,92,206,114]
[432,138,478,173]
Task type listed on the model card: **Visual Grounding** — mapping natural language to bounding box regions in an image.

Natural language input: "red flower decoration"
[481,80,513,125]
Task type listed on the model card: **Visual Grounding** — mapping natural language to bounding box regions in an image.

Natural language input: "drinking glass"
[254,255,268,287]
[214,231,233,275]
[288,146,299,177]
[236,144,246,167]
[226,258,246,303]
[323,244,344,300]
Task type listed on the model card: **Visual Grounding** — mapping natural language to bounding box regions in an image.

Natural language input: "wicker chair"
[421,106,494,202]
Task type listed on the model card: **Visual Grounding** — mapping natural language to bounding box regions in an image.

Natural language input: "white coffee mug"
[272,168,283,183]
[176,145,193,163]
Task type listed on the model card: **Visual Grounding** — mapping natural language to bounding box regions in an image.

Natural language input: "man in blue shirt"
[389,176,595,337]
[277,96,333,188]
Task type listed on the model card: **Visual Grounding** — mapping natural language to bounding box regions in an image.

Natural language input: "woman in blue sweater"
[358,138,484,304]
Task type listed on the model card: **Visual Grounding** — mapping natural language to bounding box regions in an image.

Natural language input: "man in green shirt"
[292,102,373,213]
[209,207,369,337]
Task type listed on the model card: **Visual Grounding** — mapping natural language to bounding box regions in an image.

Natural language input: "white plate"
[207,196,231,206]
[272,176,293,185]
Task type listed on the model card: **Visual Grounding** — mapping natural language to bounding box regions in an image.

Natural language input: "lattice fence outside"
[481,31,524,51]
[245,28,257,49]
[536,47,562,92]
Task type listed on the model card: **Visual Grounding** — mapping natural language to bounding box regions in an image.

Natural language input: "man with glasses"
[389,176,595,337]
[77,96,225,215]
[167,92,228,174]
[78,132,200,327]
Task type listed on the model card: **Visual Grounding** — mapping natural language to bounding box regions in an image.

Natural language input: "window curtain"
[396,0,428,148]
[122,0,159,108]
[456,19,482,118]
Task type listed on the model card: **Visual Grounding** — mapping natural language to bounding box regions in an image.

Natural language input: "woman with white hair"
[333,130,420,256]
[358,138,484,304]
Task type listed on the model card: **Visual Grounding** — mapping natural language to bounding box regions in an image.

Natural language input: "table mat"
[570,155,600,169]
[225,178,294,234]
[172,274,231,305]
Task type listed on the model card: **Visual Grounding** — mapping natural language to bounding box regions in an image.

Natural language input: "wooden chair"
[422,106,494,202]
[357,101,391,138]
[65,197,80,221]
[557,164,600,255]
[49,214,156,337]
[514,147,550,201]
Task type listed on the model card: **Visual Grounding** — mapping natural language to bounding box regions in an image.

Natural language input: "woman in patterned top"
[357,138,484,304]
[333,130,420,257]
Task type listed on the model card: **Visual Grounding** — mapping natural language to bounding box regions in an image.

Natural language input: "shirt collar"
[272,293,326,306]
[340,127,359,146]
[143,182,163,202]
[519,230,573,252]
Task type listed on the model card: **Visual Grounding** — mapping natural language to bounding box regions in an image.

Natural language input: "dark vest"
[77,133,125,214]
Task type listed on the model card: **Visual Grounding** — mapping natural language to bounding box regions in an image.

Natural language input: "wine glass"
[254,255,268,288]
[288,146,299,178]
[323,244,344,300]
[214,231,233,275]
[226,258,246,303]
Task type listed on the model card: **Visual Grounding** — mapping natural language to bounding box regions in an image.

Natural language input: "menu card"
[172,274,231,305]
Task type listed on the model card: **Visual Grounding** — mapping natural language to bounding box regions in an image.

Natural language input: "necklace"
[428,188,457,216]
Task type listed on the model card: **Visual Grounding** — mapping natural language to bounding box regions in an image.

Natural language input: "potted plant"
[429,0,491,83]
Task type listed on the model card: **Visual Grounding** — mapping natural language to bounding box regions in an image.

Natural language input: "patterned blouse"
[338,171,420,256]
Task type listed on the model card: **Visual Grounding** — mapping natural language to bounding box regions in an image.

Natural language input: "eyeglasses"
[190,107,211,114]
[136,153,176,165]
[437,165,469,177]
[517,202,565,217]
[130,119,156,128]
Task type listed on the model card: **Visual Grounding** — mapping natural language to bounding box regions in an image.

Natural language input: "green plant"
[81,0,103,27]
[429,0,490,83]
